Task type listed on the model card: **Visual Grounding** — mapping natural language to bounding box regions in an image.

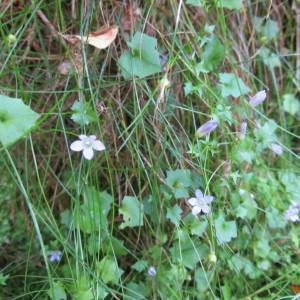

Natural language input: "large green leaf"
[96,256,123,284]
[0,94,40,146]
[119,196,144,229]
[219,73,250,98]
[118,32,161,79]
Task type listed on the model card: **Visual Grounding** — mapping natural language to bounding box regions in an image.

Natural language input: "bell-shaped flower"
[249,90,267,107]
[196,120,218,137]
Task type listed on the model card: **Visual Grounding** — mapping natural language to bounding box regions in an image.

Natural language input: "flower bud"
[196,120,218,137]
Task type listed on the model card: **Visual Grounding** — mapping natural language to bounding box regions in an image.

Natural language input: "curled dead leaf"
[74,26,118,49]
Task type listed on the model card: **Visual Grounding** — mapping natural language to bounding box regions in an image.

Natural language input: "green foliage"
[0,94,40,146]
[216,0,243,10]
[219,73,250,97]
[119,196,144,229]
[97,256,123,284]
[166,204,182,226]
[47,281,67,300]
[165,169,193,198]
[185,0,204,6]
[71,101,98,125]
[214,213,237,244]
[283,94,300,116]
[118,32,161,78]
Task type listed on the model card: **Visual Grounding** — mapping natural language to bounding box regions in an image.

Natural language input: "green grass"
[1,0,300,299]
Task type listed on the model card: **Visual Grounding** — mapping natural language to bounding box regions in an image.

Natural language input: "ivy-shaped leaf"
[219,73,250,98]
[71,100,97,125]
[166,205,182,226]
[118,32,161,79]
[0,94,40,146]
[120,196,144,229]
[165,169,193,198]
[214,214,237,244]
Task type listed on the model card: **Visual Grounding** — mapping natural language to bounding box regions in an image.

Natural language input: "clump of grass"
[1,1,300,299]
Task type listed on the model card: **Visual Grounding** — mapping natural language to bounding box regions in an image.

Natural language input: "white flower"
[70,135,105,160]
[270,143,283,156]
[147,266,157,277]
[188,189,214,216]
[249,90,267,107]
[284,202,300,222]
[49,250,62,262]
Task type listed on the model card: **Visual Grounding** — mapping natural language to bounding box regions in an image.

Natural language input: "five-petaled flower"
[49,250,62,262]
[284,202,300,222]
[188,189,214,216]
[70,135,105,160]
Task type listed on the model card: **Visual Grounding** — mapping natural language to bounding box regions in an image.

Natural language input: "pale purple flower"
[70,135,105,160]
[284,202,300,222]
[49,250,62,262]
[249,90,267,107]
[239,121,247,138]
[188,189,214,216]
[147,266,157,277]
[196,120,218,137]
[270,143,283,156]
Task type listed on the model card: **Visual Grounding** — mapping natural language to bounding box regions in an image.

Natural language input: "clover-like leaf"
[118,32,161,79]
[214,214,237,244]
[0,94,40,146]
[120,196,144,229]
[219,73,250,98]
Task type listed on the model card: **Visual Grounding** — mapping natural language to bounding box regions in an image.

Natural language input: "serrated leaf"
[214,214,237,244]
[216,0,243,10]
[0,94,40,146]
[71,101,97,125]
[201,36,225,72]
[165,169,193,198]
[118,32,161,78]
[219,73,250,98]
[119,196,144,229]
[97,256,123,284]
[166,205,182,226]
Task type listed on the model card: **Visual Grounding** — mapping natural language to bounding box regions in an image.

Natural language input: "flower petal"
[92,140,106,151]
[89,135,97,140]
[192,206,201,216]
[79,134,87,140]
[204,195,214,203]
[83,148,94,160]
[195,189,203,199]
[202,204,210,214]
[249,90,267,107]
[188,197,198,206]
[70,140,84,151]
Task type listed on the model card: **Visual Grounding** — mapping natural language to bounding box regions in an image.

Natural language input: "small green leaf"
[185,0,204,6]
[132,260,148,272]
[219,73,250,98]
[165,169,193,198]
[71,101,97,125]
[118,32,161,79]
[266,207,286,229]
[201,36,225,72]
[283,94,300,116]
[259,47,281,69]
[125,282,150,300]
[47,281,67,300]
[261,19,279,40]
[214,214,237,244]
[120,196,144,229]
[166,205,182,226]
[216,0,243,10]
[97,256,123,284]
[0,94,40,146]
